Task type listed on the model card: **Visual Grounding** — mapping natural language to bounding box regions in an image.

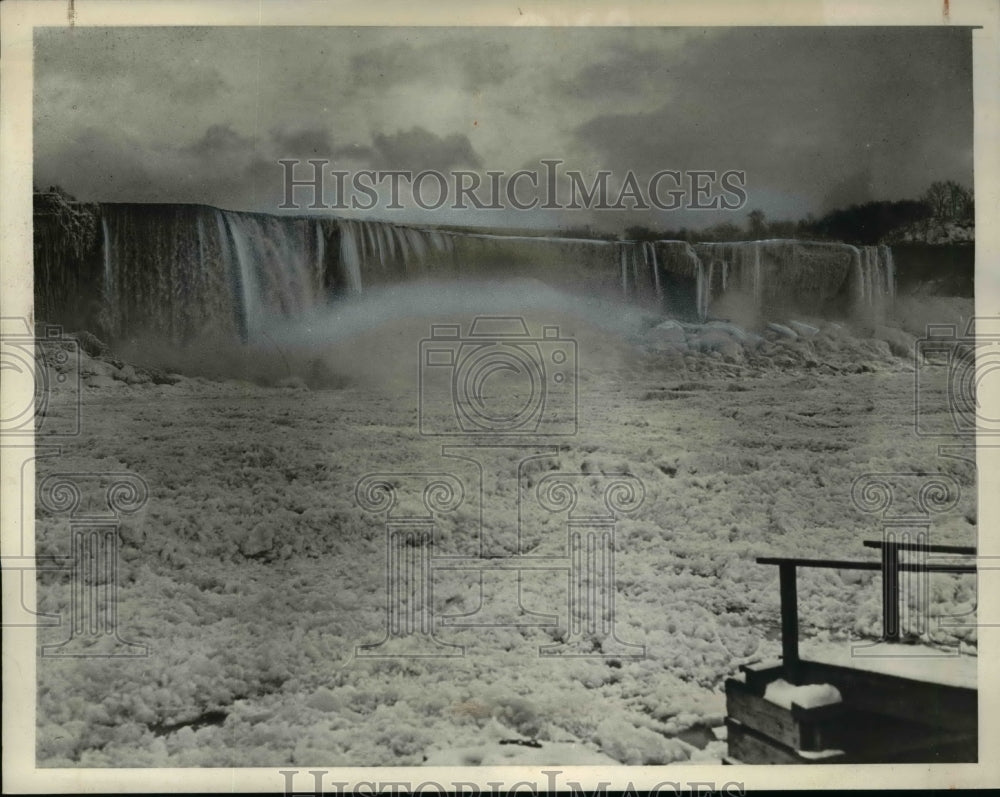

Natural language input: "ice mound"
[763,679,842,710]
[638,314,922,375]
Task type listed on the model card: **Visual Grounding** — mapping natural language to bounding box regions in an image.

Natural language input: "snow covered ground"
[34,288,977,766]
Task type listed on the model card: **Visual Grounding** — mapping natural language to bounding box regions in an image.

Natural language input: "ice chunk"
[647,319,687,345]
[703,320,749,341]
[797,747,845,760]
[763,679,842,710]
[767,322,798,339]
[788,320,820,338]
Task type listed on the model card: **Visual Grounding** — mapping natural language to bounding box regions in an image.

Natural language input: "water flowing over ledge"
[34,200,895,344]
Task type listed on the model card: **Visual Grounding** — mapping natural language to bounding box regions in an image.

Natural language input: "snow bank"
[763,679,842,710]
[801,640,977,690]
[34,294,976,766]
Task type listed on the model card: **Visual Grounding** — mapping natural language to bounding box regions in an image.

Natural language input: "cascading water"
[612,240,665,307]
[616,245,623,295]
[94,204,342,343]
[100,216,112,318]
[34,200,896,343]
[880,244,895,301]
[643,241,663,300]
[753,242,762,305]
[338,220,365,294]
[218,212,260,340]
[694,240,895,320]
[848,243,895,310]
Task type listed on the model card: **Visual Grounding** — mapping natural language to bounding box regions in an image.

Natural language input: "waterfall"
[849,246,864,306]
[644,241,662,300]
[316,223,325,291]
[849,244,895,309]
[375,224,390,273]
[339,221,364,294]
[633,246,641,297]
[690,239,896,320]
[862,247,872,304]
[365,223,378,267]
[880,244,895,301]
[218,212,262,340]
[704,260,714,320]
[100,216,113,321]
[38,200,898,344]
[620,244,628,299]
[695,259,704,321]
[752,242,762,306]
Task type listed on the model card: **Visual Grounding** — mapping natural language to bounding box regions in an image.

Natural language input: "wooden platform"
[724,657,977,764]
[728,541,979,763]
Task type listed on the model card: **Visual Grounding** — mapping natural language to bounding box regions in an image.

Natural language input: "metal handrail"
[756,540,976,682]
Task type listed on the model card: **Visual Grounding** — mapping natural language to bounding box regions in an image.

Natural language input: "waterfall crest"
[33,202,896,343]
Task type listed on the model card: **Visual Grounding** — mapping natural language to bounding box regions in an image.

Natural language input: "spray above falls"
[33,199,896,345]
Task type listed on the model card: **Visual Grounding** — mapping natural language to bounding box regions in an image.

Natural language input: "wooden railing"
[757,540,976,682]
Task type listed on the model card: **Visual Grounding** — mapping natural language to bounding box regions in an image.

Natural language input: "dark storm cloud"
[823,166,877,212]
[34,127,156,199]
[168,69,227,103]
[349,41,434,90]
[368,127,483,172]
[571,27,973,217]
[35,124,267,209]
[332,142,376,162]
[454,39,514,91]
[348,34,511,93]
[271,126,335,157]
[32,26,973,224]
[34,27,229,102]
[184,124,252,158]
[560,48,677,99]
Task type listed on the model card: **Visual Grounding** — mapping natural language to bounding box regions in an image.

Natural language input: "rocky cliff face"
[33,191,103,331]
[884,219,974,246]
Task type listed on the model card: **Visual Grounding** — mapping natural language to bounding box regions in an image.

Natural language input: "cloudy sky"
[34,26,973,232]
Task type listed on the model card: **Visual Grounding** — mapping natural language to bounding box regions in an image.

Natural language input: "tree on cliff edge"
[922,181,974,223]
[747,209,767,239]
